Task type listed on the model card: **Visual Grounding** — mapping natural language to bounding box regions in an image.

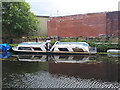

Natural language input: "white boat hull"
[107,49,120,54]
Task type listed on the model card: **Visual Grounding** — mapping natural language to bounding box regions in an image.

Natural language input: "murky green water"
[2,53,120,88]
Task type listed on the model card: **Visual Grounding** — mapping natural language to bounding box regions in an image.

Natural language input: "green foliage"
[96,44,118,52]
[88,42,96,46]
[2,2,40,38]
[60,39,73,42]
[29,36,41,39]
[29,35,48,39]
[50,40,56,45]
[9,44,18,47]
[97,44,108,52]
[42,35,48,37]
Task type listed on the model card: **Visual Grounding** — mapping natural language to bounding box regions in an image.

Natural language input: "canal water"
[1,52,120,88]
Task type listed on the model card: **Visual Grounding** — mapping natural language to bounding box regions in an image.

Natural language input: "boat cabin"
[12,42,51,52]
[51,41,90,53]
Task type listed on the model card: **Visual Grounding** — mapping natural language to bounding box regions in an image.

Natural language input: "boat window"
[34,56,42,59]
[58,48,69,51]
[33,47,42,51]
[19,42,43,45]
[57,42,89,47]
[59,55,69,59]
[52,48,54,51]
[19,55,32,59]
[18,47,31,50]
[73,56,85,60]
[72,48,84,52]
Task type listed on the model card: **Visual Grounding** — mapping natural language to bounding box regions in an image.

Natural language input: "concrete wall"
[47,11,119,37]
[36,16,49,36]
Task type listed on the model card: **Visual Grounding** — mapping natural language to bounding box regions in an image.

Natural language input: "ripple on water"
[2,71,120,88]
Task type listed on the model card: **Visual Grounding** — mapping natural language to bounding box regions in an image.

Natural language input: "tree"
[2,2,40,38]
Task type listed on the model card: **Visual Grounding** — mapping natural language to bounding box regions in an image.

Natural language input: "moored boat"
[12,42,51,54]
[107,49,120,54]
[50,41,97,55]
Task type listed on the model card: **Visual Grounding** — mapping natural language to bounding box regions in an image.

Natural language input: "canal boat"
[12,42,51,54]
[107,49,120,54]
[50,41,97,55]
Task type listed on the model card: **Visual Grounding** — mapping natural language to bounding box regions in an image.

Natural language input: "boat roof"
[56,42,89,47]
[18,42,47,46]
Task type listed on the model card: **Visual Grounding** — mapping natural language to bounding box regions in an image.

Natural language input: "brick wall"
[47,11,119,37]
[106,11,119,36]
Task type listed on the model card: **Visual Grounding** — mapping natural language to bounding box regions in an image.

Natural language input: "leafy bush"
[97,44,108,52]
[96,44,118,52]
[60,39,76,42]
[9,44,18,47]
[88,42,96,46]
[50,41,56,45]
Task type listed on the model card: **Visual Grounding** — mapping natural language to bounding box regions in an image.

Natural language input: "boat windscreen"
[57,42,89,47]
[19,42,46,45]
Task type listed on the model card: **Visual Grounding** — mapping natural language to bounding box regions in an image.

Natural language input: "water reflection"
[52,55,90,63]
[12,54,94,63]
[49,62,120,82]
[107,53,120,57]
[2,54,120,88]
[12,54,49,62]
[0,52,11,59]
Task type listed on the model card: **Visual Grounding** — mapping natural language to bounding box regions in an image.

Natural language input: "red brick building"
[47,11,119,37]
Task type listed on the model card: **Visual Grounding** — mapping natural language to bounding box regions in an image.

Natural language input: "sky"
[26,0,119,16]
